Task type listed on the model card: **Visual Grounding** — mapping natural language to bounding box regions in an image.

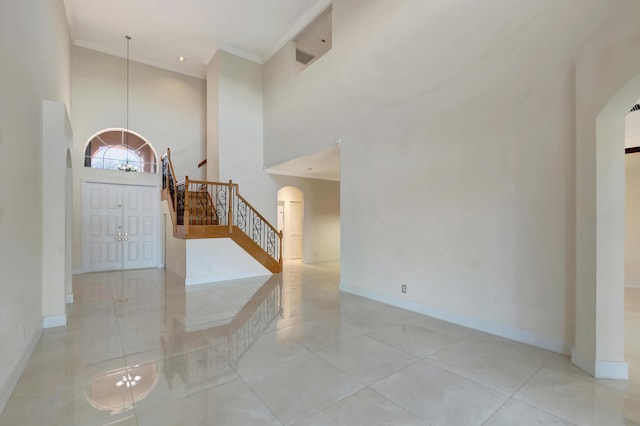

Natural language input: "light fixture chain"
[125,35,131,165]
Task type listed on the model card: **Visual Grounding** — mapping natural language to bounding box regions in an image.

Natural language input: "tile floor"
[1,263,639,425]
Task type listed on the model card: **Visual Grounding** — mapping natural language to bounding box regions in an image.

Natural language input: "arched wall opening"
[65,148,73,303]
[277,186,304,262]
[574,9,640,378]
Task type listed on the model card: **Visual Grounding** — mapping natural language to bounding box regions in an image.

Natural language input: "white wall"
[263,0,626,354]
[42,100,73,327]
[625,153,640,287]
[299,179,340,263]
[573,3,640,378]
[161,200,186,279]
[0,0,71,411]
[71,47,206,272]
[185,239,271,285]
[626,111,640,287]
[207,51,340,264]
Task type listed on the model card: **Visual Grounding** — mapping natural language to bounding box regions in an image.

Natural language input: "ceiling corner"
[262,0,332,63]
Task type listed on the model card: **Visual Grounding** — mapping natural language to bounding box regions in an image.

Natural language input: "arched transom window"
[84,130,157,173]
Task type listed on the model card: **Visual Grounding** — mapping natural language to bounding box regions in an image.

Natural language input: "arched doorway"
[277,187,304,262]
[574,19,640,377]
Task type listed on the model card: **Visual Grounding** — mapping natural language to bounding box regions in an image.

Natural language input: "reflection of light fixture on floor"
[115,373,142,388]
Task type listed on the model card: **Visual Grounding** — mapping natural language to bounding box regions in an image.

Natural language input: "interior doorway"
[83,182,158,272]
[624,111,640,377]
[277,187,304,262]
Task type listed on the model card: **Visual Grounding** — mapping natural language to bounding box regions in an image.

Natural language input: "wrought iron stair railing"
[161,149,282,272]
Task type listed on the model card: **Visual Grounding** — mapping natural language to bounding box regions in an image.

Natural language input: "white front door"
[84,182,158,272]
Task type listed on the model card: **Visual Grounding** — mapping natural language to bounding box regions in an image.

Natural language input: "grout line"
[235,374,287,425]
[110,272,140,424]
[367,386,428,424]
[483,355,576,425]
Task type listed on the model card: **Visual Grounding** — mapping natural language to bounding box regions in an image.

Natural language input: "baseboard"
[72,267,83,275]
[42,314,67,329]
[571,347,629,379]
[625,282,640,289]
[65,293,74,304]
[340,282,571,354]
[596,360,629,379]
[0,327,42,413]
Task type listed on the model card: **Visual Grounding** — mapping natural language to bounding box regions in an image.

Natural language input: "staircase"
[161,148,282,273]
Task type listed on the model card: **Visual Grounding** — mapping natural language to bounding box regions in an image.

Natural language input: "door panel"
[84,183,123,272]
[289,201,303,260]
[123,185,157,270]
[84,183,157,272]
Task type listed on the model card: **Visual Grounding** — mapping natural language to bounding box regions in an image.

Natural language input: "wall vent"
[293,5,332,72]
[631,104,640,112]
[296,49,316,65]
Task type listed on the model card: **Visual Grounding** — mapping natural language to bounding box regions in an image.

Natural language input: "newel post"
[184,176,190,235]
[228,180,233,234]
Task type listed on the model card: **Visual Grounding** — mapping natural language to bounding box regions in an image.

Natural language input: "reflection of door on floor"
[83,182,157,272]
[289,201,303,260]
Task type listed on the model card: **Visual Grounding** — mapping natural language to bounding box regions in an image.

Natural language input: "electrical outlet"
[401,284,407,294]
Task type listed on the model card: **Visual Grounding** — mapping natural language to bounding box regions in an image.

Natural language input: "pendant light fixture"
[118,35,138,172]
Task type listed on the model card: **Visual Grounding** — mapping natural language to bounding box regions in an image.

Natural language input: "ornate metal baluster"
[216,186,227,226]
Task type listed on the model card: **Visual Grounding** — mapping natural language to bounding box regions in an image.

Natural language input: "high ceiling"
[63,0,331,78]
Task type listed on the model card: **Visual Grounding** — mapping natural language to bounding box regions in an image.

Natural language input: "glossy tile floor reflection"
[1,263,639,425]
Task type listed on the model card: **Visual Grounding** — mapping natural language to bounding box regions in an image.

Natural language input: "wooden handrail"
[163,147,282,270]
[197,158,207,168]
[165,148,178,188]
[163,148,179,211]
[186,178,239,189]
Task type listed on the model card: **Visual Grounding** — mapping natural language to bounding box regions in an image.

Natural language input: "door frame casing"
[81,179,161,273]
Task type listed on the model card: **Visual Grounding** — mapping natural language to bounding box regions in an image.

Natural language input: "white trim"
[73,39,206,79]
[82,181,160,273]
[264,166,339,182]
[72,267,83,275]
[216,46,264,64]
[571,347,629,379]
[624,282,640,289]
[340,282,571,354]
[0,327,42,413]
[65,294,74,304]
[42,314,67,329]
[595,360,629,379]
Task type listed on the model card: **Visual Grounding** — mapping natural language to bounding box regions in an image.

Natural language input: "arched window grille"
[84,130,157,173]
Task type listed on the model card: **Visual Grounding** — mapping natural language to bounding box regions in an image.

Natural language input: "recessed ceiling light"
[178,56,185,62]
